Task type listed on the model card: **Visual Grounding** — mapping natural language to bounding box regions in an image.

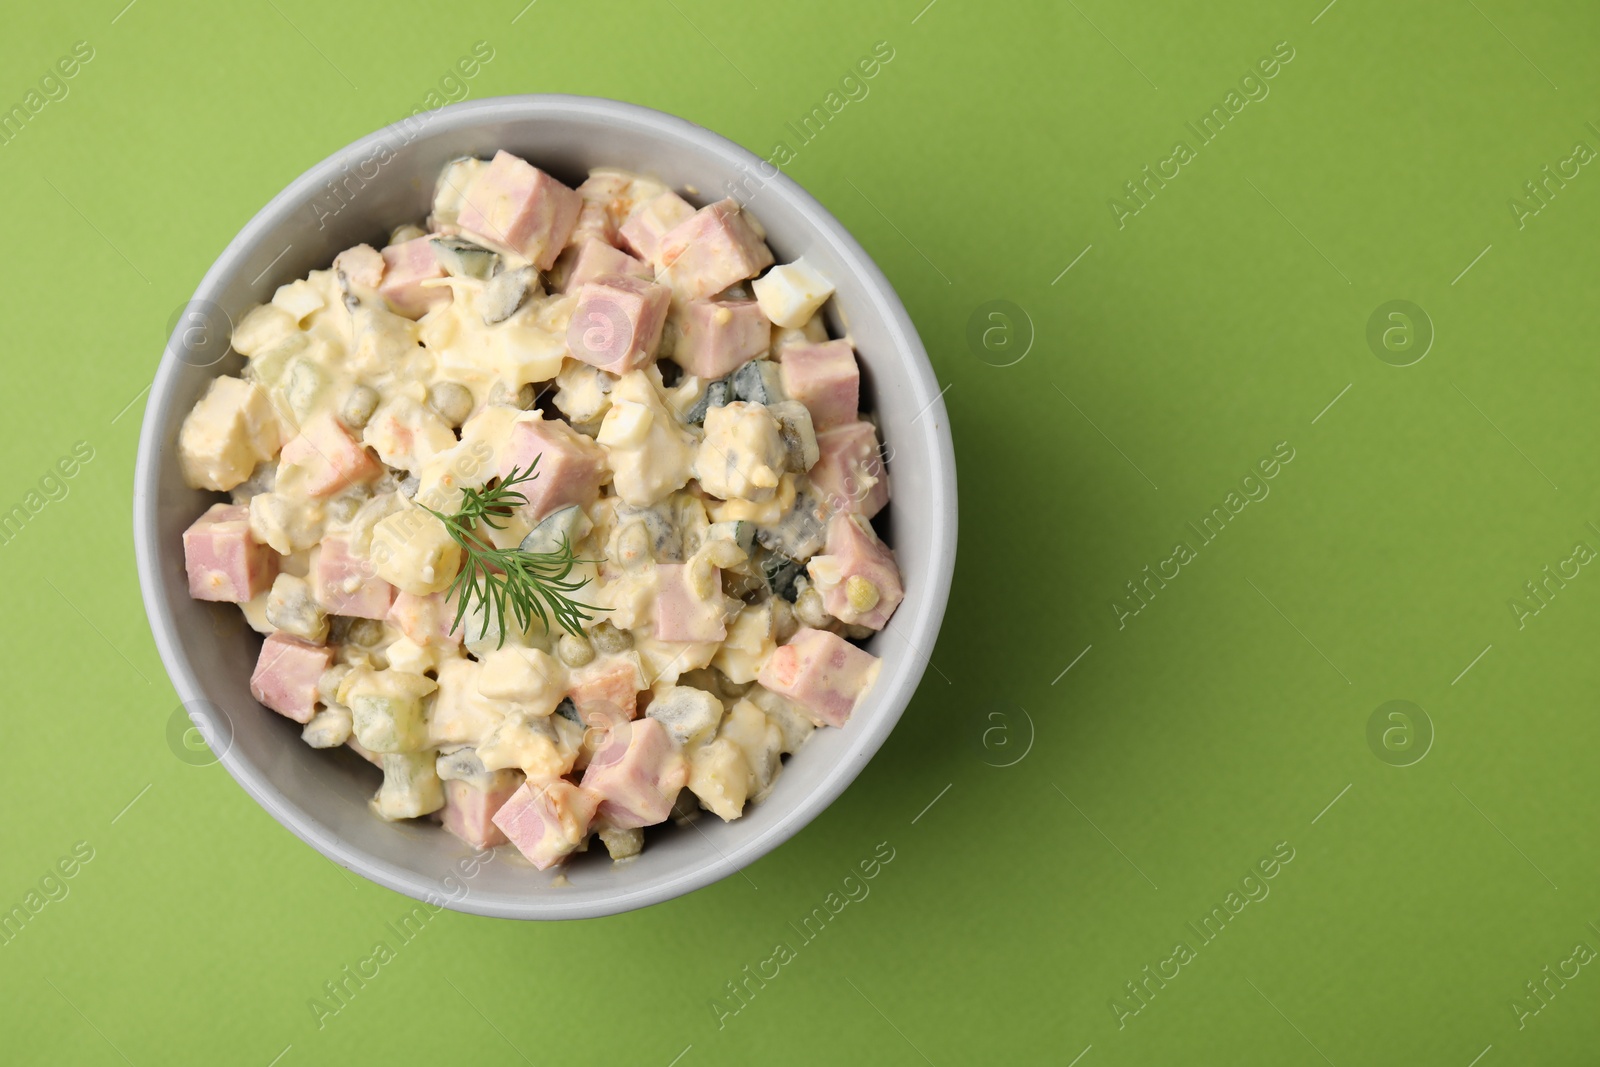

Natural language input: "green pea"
[590,621,632,654]
[428,382,474,427]
[557,633,595,668]
[342,385,379,430]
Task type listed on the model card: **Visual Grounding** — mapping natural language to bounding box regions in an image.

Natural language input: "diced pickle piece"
[730,360,785,405]
[647,685,725,747]
[597,822,643,860]
[756,549,806,602]
[265,573,329,643]
[707,520,757,555]
[339,668,438,753]
[755,491,828,560]
[518,504,593,557]
[685,377,731,426]
[748,685,819,754]
[769,400,820,472]
[372,751,445,821]
[589,621,632,654]
[482,265,536,325]
[435,747,518,791]
[429,236,500,280]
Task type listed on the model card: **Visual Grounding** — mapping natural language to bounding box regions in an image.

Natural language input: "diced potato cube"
[178,377,283,492]
[687,737,750,821]
[713,601,779,685]
[753,259,835,329]
[596,399,653,449]
[272,278,326,322]
[477,647,564,711]
[370,506,463,596]
[721,698,783,798]
[428,659,507,747]
[694,401,788,503]
[302,704,353,749]
[748,685,819,755]
[384,636,437,676]
[478,713,581,780]
[232,304,297,357]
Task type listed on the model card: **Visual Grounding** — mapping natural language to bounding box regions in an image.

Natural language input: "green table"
[4,0,1598,1063]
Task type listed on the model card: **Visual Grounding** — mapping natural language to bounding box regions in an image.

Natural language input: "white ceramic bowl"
[134,95,956,919]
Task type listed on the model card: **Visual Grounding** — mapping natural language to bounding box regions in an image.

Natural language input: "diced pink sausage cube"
[579,718,688,829]
[808,420,889,520]
[387,590,463,647]
[673,299,772,379]
[494,416,606,522]
[567,660,644,730]
[809,514,904,630]
[249,632,332,724]
[183,503,278,603]
[565,274,671,374]
[441,777,522,849]
[756,627,881,729]
[618,190,696,266]
[491,779,602,869]
[572,172,631,246]
[561,238,652,293]
[456,150,582,270]
[378,238,449,319]
[280,413,382,498]
[655,563,727,644]
[778,340,859,430]
[311,538,395,620]
[658,199,774,300]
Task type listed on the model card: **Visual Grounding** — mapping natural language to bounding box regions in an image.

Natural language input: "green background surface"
[2,0,1598,1063]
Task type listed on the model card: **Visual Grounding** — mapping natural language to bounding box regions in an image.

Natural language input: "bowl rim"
[133,93,957,919]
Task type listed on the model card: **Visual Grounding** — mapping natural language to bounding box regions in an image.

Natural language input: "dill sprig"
[419,460,598,645]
